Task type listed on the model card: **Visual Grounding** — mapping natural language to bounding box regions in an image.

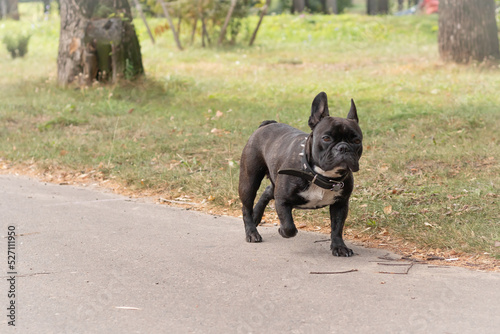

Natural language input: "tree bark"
[190,17,197,45]
[438,0,500,63]
[367,0,389,15]
[201,17,210,47]
[324,0,338,14]
[158,0,183,50]
[249,0,270,46]
[132,0,155,44]
[218,0,237,46]
[0,0,19,20]
[57,0,143,86]
[293,0,305,14]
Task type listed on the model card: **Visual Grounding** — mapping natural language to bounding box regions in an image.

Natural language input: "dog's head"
[306,92,363,176]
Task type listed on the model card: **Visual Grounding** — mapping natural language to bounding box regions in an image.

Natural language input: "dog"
[238,92,362,257]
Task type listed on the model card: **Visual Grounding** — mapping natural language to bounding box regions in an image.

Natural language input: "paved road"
[1,174,499,333]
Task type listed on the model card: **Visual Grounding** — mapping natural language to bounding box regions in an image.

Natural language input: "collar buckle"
[331,182,344,191]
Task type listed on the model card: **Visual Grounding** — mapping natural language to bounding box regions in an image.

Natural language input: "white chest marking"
[297,184,342,209]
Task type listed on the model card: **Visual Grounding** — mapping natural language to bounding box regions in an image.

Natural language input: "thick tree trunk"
[323,0,338,14]
[438,0,500,63]
[367,0,389,15]
[293,0,305,14]
[57,0,144,86]
[0,0,19,20]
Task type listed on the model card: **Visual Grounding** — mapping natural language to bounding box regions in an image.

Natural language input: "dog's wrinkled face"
[311,118,363,174]
[307,93,363,175]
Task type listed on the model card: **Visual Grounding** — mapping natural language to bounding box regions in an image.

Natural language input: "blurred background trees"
[4,0,499,85]
[0,0,19,19]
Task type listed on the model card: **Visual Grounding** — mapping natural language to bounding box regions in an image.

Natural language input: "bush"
[271,0,353,14]
[2,33,31,58]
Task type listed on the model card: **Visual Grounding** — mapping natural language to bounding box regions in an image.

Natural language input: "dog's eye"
[353,139,361,144]
[322,136,332,143]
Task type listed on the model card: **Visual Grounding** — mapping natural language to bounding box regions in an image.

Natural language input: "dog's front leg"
[275,199,298,238]
[329,201,353,257]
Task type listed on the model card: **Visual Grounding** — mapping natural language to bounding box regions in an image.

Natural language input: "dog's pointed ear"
[308,92,330,130]
[347,99,358,123]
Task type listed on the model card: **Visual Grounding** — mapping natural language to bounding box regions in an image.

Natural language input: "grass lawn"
[1,4,499,263]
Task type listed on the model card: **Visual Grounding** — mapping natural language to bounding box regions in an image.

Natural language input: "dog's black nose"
[336,143,350,153]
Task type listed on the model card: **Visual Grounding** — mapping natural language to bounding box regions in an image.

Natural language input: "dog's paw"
[331,245,354,257]
[278,226,298,238]
[246,231,263,243]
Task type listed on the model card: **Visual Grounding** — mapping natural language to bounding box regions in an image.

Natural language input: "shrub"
[2,33,31,58]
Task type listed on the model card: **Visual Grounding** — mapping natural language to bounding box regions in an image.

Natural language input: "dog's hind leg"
[252,185,274,226]
[239,166,266,243]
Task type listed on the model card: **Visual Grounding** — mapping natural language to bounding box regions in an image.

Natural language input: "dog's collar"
[278,146,348,191]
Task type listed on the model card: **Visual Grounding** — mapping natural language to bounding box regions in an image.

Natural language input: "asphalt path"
[1,174,499,333]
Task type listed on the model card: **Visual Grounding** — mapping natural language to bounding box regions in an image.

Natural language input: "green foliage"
[271,0,353,14]
[140,0,253,45]
[38,115,87,132]
[124,58,138,80]
[496,0,500,27]
[94,4,116,18]
[2,33,31,58]
[339,0,354,13]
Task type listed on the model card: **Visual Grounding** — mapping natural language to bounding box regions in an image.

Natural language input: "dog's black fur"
[238,92,363,256]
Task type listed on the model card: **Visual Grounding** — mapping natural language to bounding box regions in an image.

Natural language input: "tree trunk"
[201,17,210,47]
[42,0,51,14]
[132,0,155,44]
[324,0,338,14]
[218,0,237,46]
[249,0,270,46]
[190,17,198,45]
[367,0,389,15]
[57,0,144,86]
[438,0,500,63]
[0,0,19,20]
[158,0,183,51]
[293,0,305,14]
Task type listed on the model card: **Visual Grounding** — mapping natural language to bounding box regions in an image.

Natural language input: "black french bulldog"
[238,92,362,257]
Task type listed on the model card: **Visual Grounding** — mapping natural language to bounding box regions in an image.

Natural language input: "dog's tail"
[259,120,278,128]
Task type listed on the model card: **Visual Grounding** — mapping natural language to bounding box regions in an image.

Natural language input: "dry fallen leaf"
[383,205,392,214]
[378,228,390,236]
